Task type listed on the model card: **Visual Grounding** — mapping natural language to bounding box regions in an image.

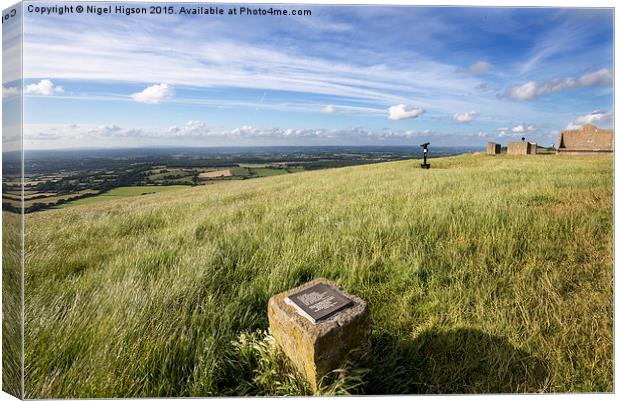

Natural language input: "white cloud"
[167,120,207,136]
[2,86,19,99]
[506,81,539,101]
[511,123,537,133]
[319,104,385,116]
[511,124,537,133]
[29,132,62,140]
[54,124,147,139]
[25,122,440,146]
[566,110,613,130]
[387,104,425,121]
[88,125,123,136]
[24,79,63,96]
[469,60,492,74]
[25,121,563,149]
[22,18,490,113]
[579,68,613,87]
[506,68,612,101]
[541,78,578,92]
[131,83,174,104]
[453,111,477,123]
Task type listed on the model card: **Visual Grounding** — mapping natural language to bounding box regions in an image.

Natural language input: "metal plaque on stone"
[285,283,354,324]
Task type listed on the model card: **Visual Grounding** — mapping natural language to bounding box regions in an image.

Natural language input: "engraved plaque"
[285,283,354,324]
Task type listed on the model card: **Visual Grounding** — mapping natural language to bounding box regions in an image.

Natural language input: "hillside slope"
[23,153,613,396]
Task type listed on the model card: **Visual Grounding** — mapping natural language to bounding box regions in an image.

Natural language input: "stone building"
[556,124,613,155]
[507,141,537,155]
[487,142,501,155]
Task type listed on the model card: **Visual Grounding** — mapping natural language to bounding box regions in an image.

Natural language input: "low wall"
[487,142,501,155]
[507,142,537,155]
[508,142,528,155]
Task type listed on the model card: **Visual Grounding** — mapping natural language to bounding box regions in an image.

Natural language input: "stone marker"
[268,278,370,391]
[285,282,354,323]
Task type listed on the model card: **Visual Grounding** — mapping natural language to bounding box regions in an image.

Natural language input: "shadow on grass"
[363,328,548,394]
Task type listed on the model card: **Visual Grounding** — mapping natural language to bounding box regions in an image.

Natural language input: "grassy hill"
[22,153,613,397]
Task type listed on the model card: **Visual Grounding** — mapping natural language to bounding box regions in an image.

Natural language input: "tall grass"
[2,211,22,398]
[23,154,613,396]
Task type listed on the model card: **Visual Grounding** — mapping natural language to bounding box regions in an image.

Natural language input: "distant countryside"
[2,146,473,213]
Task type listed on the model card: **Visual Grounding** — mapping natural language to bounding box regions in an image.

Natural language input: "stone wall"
[557,124,613,154]
[507,141,536,155]
[487,142,501,155]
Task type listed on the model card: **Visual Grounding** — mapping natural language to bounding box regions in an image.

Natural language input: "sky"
[1,2,615,149]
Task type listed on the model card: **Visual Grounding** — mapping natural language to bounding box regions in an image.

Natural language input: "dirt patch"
[200,169,232,179]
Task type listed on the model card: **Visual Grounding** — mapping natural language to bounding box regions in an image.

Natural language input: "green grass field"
[230,166,292,178]
[54,185,190,208]
[148,168,189,180]
[20,154,613,397]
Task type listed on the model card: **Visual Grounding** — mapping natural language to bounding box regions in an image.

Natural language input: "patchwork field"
[199,169,233,178]
[19,153,613,397]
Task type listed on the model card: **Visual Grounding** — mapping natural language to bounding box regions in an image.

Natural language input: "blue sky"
[2,2,614,149]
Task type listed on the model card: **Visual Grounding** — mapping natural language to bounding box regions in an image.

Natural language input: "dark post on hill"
[420,142,431,169]
[268,278,371,391]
